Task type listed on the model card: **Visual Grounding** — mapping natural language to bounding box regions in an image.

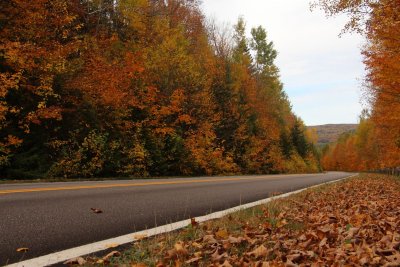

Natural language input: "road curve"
[0,172,352,265]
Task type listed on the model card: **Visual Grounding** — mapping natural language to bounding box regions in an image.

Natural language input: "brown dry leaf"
[16,247,29,252]
[317,224,331,233]
[346,227,360,239]
[105,243,119,248]
[191,241,203,249]
[220,260,233,267]
[165,249,178,260]
[174,241,188,255]
[216,229,229,239]
[63,257,87,265]
[133,234,148,240]
[285,259,298,267]
[385,253,400,266]
[246,244,269,259]
[211,250,228,262]
[102,250,121,261]
[185,257,202,264]
[344,243,353,250]
[319,237,327,248]
[131,263,147,267]
[276,219,288,228]
[287,253,302,262]
[358,257,370,265]
[227,236,245,244]
[203,235,218,244]
[90,208,103,214]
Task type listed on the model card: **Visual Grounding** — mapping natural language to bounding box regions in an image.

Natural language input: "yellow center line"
[0,176,281,195]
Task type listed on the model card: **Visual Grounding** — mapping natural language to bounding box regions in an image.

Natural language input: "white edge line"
[7,173,358,267]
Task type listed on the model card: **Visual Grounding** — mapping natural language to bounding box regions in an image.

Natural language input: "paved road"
[0,172,352,265]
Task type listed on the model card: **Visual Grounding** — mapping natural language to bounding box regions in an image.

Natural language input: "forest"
[316,0,400,172]
[0,0,320,179]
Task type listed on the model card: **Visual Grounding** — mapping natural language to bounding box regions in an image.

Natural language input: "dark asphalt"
[0,172,352,265]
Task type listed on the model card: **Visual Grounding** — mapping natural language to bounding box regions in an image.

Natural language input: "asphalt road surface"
[0,172,352,265]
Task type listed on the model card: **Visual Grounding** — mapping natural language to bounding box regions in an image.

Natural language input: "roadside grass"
[83,183,335,266]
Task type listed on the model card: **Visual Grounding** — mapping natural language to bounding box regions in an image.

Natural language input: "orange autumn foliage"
[315,0,400,171]
[1,0,320,178]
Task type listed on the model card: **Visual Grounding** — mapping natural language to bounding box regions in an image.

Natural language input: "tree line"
[0,0,320,179]
[314,0,400,172]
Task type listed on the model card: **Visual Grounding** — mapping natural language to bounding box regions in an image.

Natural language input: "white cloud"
[201,0,365,125]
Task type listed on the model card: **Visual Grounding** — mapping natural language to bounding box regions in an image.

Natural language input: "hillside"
[308,124,358,145]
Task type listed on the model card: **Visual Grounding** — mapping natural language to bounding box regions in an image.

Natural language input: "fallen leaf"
[276,219,288,228]
[215,229,229,239]
[287,253,302,262]
[194,251,202,258]
[165,248,178,260]
[185,257,202,264]
[90,208,103,214]
[319,237,327,247]
[105,243,119,248]
[133,234,148,240]
[174,241,188,255]
[285,259,298,267]
[385,253,400,266]
[345,227,360,239]
[102,250,121,261]
[246,244,269,258]
[203,235,218,244]
[191,241,203,249]
[211,250,228,262]
[227,236,245,244]
[63,257,86,265]
[220,260,233,267]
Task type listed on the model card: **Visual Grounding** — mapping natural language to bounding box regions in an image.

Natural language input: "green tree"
[250,26,277,72]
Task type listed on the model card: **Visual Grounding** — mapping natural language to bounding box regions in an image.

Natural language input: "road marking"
[5,174,358,267]
[0,175,301,195]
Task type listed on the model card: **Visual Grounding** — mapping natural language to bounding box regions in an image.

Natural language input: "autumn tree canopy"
[0,0,320,179]
[314,0,400,171]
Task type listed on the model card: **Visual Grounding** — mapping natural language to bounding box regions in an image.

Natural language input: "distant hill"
[308,124,358,146]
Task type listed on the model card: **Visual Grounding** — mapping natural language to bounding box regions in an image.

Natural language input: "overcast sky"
[201,0,366,126]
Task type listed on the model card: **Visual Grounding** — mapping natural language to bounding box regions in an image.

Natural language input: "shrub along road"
[0,172,352,265]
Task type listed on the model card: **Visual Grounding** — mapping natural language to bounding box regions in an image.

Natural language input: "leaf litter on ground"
[69,174,399,266]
